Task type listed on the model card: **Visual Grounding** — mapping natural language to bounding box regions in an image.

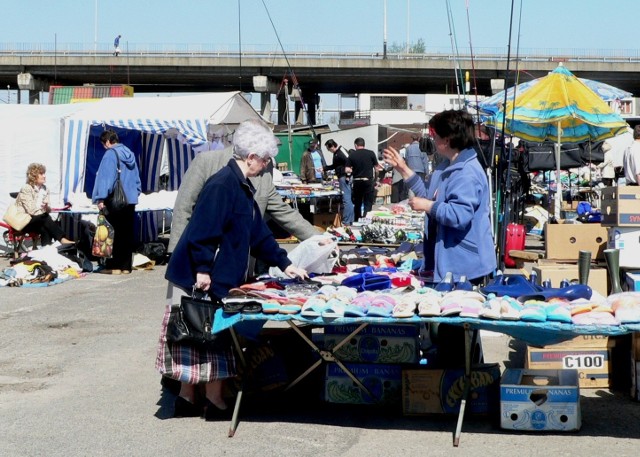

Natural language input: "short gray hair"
[232,119,279,160]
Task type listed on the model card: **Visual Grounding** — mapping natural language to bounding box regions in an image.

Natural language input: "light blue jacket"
[92,143,141,205]
[405,141,429,174]
[405,147,496,282]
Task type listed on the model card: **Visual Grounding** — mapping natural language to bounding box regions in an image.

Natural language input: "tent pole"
[554,120,562,220]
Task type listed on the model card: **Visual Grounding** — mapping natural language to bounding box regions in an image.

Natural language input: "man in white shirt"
[623,125,640,185]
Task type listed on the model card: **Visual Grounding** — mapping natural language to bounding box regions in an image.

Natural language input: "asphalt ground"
[1,242,640,457]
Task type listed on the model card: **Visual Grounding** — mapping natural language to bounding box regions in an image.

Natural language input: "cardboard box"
[625,271,640,291]
[312,212,338,230]
[601,186,640,226]
[500,369,581,431]
[324,362,402,405]
[549,335,616,349]
[544,222,607,260]
[402,364,501,415]
[532,262,608,296]
[525,345,611,388]
[608,227,640,268]
[324,324,420,364]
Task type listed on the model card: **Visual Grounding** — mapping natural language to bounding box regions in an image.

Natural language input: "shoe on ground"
[160,376,181,396]
[173,396,202,418]
[98,269,121,275]
[203,399,232,421]
[121,270,131,275]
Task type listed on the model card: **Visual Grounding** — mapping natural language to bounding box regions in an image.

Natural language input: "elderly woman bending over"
[156,119,307,420]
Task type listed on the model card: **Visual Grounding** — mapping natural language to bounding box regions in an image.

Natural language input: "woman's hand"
[383,147,413,179]
[97,201,105,211]
[195,272,211,291]
[408,196,433,213]
[284,265,308,280]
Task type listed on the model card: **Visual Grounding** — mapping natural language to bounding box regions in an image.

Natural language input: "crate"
[525,345,611,388]
[324,362,402,405]
[608,227,640,268]
[544,222,607,260]
[402,364,501,415]
[324,324,420,364]
[601,186,640,226]
[500,369,581,431]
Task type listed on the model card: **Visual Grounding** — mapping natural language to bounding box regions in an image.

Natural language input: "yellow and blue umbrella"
[478,71,632,118]
[485,64,630,218]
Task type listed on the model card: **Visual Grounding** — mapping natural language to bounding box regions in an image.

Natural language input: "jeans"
[339,176,354,224]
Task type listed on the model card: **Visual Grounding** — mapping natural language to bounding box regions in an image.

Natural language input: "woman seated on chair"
[16,163,73,246]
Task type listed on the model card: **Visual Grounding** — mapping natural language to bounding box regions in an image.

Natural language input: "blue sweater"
[405,147,496,282]
[166,159,292,299]
[92,143,141,205]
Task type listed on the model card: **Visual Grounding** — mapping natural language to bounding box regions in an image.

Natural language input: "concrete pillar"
[294,100,304,125]
[260,93,271,121]
[29,90,41,104]
[277,90,287,126]
[306,93,318,126]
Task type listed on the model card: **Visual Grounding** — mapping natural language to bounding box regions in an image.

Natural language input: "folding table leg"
[453,324,477,447]
[283,321,373,398]
[228,327,246,438]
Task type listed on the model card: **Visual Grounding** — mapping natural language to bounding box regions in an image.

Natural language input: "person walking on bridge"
[113,35,122,56]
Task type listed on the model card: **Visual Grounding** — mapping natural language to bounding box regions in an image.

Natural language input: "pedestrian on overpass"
[113,35,121,56]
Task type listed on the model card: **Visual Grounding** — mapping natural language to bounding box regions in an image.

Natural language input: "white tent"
[0,103,80,218]
[0,92,266,245]
[61,91,265,201]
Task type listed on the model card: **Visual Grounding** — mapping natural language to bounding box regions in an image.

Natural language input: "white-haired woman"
[156,120,307,420]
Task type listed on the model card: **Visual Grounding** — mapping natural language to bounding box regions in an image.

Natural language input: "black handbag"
[166,287,230,349]
[106,151,129,211]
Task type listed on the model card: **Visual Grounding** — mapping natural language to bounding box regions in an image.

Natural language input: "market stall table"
[213,310,640,444]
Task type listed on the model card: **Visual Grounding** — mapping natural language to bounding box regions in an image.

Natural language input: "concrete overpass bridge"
[3,43,640,120]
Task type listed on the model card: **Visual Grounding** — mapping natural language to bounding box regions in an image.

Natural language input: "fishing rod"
[445,0,465,103]
[493,0,519,270]
[260,0,317,139]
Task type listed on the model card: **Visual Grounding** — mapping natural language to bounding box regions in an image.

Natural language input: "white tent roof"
[61,91,265,200]
[0,92,266,219]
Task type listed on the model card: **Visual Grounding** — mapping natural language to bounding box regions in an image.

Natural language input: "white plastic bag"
[269,235,338,277]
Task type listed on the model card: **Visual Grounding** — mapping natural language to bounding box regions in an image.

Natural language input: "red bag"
[503,223,525,268]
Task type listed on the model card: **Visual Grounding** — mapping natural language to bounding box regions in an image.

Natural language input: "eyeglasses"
[251,154,271,166]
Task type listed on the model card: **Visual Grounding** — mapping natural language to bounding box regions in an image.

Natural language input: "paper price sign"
[562,354,604,369]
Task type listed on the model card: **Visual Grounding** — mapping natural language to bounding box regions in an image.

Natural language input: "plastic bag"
[269,235,338,277]
[91,213,114,258]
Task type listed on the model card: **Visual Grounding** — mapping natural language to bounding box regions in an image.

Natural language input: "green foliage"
[388,38,426,54]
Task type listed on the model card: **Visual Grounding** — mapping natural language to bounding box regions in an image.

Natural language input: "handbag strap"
[112,150,122,175]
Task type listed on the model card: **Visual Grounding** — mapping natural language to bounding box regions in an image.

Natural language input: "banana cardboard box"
[324,362,402,405]
[500,368,581,431]
[402,363,501,415]
[323,324,420,364]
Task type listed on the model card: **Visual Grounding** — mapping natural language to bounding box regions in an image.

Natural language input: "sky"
[2,0,638,106]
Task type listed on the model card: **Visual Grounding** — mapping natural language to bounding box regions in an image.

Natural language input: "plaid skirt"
[155,283,236,384]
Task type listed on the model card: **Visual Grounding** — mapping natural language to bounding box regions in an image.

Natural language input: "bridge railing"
[3,43,640,63]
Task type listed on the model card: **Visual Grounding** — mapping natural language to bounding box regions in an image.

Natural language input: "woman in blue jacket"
[383,109,496,284]
[157,120,307,420]
[92,130,141,274]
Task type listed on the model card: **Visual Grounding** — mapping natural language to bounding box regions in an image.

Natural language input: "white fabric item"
[269,235,338,277]
[26,244,82,273]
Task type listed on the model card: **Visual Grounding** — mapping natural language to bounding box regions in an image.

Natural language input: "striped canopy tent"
[61,91,265,202]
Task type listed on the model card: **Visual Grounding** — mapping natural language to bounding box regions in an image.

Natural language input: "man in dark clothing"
[324,139,354,225]
[349,137,381,222]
